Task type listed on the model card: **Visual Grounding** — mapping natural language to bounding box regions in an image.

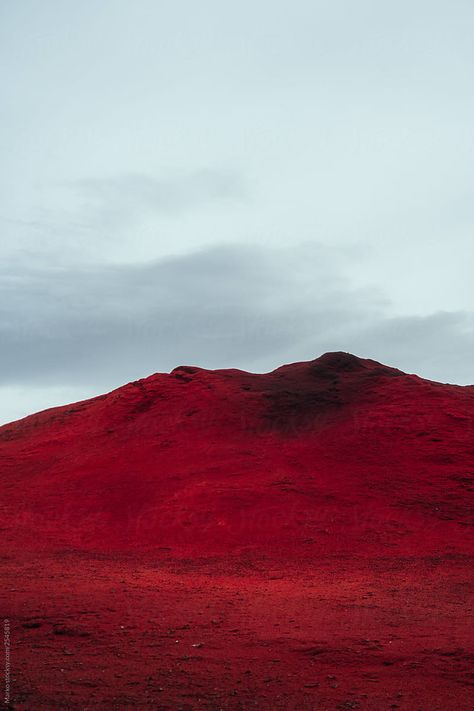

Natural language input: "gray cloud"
[1,168,251,271]
[69,169,248,226]
[351,312,474,384]
[1,243,473,423]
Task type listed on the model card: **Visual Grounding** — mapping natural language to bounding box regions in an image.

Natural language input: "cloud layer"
[1,242,473,424]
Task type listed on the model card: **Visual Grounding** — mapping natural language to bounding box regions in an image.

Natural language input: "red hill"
[1,351,473,556]
[1,352,473,710]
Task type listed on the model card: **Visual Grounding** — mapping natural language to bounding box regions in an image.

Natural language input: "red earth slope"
[1,352,473,710]
[1,351,473,557]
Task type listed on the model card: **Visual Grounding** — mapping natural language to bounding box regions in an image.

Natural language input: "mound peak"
[311,351,368,370]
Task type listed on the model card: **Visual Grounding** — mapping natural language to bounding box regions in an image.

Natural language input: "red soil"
[1,352,473,709]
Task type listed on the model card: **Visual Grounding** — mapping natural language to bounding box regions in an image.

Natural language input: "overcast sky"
[1,0,474,424]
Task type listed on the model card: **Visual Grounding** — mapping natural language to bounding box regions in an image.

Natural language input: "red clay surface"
[1,352,473,709]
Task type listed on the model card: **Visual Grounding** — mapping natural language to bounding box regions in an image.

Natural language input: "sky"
[1,0,474,424]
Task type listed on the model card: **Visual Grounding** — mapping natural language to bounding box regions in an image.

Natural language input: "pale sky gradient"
[1,1,474,423]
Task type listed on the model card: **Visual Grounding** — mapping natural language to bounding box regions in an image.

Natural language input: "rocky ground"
[2,551,473,710]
